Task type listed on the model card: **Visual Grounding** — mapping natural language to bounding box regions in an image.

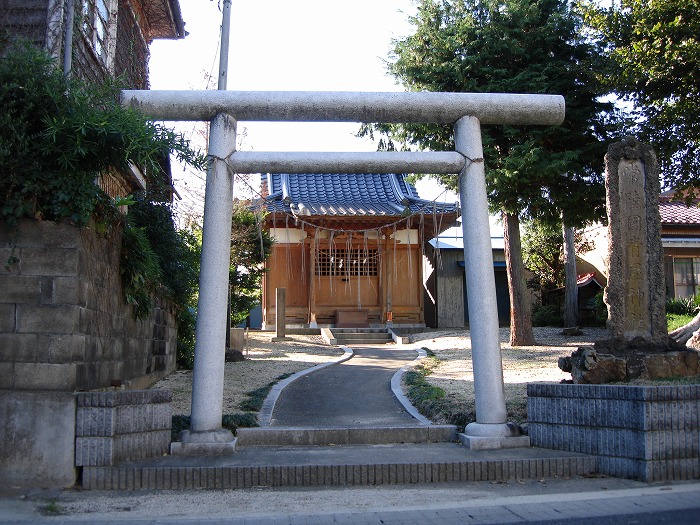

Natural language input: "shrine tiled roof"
[258,173,460,217]
[659,198,700,224]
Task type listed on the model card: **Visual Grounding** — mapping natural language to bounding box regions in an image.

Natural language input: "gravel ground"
[149,332,344,415]
[403,326,610,424]
[149,326,608,423]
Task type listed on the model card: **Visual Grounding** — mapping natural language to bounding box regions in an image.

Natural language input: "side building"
[579,192,700,301]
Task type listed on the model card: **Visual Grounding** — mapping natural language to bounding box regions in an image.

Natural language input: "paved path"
[269,346,420,427]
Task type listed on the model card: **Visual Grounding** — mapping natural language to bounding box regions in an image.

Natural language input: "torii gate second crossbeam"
[122,89,565,454]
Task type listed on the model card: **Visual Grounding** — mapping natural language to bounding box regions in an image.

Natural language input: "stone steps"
[328,328,393,345]
[236,425,459,446]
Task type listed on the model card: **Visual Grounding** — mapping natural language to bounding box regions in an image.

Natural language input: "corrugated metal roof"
[259,173,459,217]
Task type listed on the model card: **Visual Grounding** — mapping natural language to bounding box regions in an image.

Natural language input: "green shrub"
[592,291,608,325]
[667,313,694,332]
[120,222,163,319]
[0,42,203,226]
[666,296,700,316]
[531,303,563,327]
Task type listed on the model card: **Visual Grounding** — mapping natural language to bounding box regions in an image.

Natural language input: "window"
[316,249,378,277]
[672,257,700,298]
[82,0,112,62]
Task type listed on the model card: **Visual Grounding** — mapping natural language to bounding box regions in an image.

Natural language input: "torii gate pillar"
[455,116,530,449]
[170,113,238,455]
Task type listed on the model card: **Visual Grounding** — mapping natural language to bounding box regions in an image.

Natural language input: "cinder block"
[16,304,81,334]
[0,274,42,303]
[76,407,116,437]
[75,436,113,466]
[14,362,76,390]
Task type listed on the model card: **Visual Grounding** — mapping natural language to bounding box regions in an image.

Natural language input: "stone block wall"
[528,383,700,481]
[0,219,177,392]
[0,219,178,487]
[75,390,172,466]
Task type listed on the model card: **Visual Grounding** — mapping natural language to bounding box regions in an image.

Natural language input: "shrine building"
[255,173,460,329]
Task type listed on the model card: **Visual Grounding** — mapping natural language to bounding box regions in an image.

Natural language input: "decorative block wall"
[75,390,172,467]
[527,382,700,481]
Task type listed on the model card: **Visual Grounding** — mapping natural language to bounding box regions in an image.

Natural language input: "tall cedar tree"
[367,0,614,344]
[581,0,700,194]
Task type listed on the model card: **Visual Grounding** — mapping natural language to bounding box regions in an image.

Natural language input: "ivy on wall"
[0,42,205,367]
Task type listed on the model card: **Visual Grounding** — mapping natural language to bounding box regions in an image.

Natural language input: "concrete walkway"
[268,346,420,427]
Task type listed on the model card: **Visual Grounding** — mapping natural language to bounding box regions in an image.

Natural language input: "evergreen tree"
[581,0,700,192]
[366,0,614,344]
[229,204,274,327]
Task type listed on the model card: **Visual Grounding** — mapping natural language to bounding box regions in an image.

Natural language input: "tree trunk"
[503,211,536,346]
[563,223,579,327]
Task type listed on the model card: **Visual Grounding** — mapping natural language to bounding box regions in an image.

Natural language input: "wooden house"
[579,192,700,301]
[0,0,185,199]
[256,173,459,329]
[659,194,700,298]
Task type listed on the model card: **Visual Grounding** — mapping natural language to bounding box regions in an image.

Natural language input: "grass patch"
[667,313,694,332]
[239,372,294,412]
[403,350,471,427]
[38,500,64,516]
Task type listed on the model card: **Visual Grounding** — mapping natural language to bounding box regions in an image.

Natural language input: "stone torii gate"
[122,89,565,453]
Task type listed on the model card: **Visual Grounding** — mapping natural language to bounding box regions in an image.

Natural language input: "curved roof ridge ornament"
[280,173,292,204]
[386,173,410,215]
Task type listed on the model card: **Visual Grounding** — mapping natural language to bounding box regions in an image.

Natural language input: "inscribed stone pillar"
[272,287,288,341]
[604,137,667,340]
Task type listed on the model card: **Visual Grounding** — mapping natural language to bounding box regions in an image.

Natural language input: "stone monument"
[559,138,700,383]
[604,137,666,340]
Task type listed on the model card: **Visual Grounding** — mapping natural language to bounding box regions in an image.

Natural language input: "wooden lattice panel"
[316,248,378,277]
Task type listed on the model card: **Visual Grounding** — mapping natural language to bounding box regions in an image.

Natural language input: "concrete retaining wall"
[527,382,700,481]
[0,391,77,487]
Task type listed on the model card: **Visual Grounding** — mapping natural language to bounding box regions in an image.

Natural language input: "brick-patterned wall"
[528,382,700,481]
[0,219,177,392]
[75,390,172,467]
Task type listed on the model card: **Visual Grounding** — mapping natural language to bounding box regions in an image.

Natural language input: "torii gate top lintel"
[121,90,564,126]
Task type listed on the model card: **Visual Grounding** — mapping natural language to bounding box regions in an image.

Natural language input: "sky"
[148,0,460,211]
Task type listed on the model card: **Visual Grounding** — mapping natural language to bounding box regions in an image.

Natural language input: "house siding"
[0,0,49,48]
[435,249,467,328]
[1,0,150,88]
